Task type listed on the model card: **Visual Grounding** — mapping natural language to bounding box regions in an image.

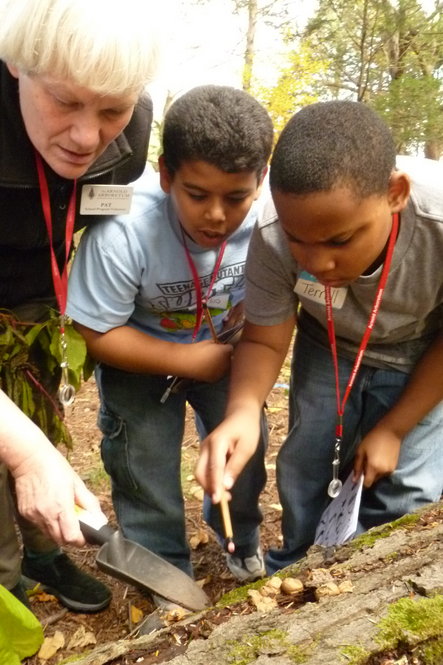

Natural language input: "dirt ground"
[24,360,291,665]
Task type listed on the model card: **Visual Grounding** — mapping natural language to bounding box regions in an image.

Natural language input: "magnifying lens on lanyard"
[327,436,343,498]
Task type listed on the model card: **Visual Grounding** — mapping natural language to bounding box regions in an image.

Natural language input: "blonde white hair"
[0,0,159,96]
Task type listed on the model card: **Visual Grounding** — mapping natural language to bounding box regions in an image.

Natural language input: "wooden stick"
[202,302,219,343]
[220,494,235,553]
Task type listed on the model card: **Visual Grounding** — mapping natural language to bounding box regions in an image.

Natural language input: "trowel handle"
[76,506,116,545]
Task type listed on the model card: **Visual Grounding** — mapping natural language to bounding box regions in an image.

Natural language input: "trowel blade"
[95,531,210,611]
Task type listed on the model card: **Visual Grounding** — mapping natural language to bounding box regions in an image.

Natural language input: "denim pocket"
[98,407,139,492]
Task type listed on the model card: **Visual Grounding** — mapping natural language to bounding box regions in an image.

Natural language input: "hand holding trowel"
[77,508,210,611]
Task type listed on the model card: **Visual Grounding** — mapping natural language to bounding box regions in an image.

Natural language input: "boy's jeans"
[266,331,443,574]
[96,363,267,577]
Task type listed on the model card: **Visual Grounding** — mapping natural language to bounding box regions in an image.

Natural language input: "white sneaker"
[226,547,266,583]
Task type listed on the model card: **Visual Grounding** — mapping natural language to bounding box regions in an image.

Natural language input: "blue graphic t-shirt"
[67,171,257,343]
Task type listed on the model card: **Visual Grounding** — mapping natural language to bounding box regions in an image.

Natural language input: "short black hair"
[162,85,273,177]
[270,101,396,198]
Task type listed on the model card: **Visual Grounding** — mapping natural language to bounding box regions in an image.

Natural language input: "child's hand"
[195,408,261,503]
[189,340,233,382]
[353,426,402,488]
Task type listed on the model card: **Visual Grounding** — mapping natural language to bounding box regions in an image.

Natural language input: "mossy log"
[70,501,443,665]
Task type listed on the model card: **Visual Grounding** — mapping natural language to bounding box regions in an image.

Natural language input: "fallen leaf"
[130,604,144,625]
[67,625,97,649]
[196,576,211,588]
[38,631,65,660]
[26,582,43,597]
[34,591,58,603]
[189,529,210,549]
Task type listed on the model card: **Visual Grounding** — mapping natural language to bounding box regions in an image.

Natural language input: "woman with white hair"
[0,0,157,613]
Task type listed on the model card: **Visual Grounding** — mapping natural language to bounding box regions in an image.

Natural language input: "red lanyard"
[35,152,77,325]
[180,227,226,341]
[325,213,399,438]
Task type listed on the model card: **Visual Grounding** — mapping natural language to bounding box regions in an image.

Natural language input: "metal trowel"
[78,509,210,611]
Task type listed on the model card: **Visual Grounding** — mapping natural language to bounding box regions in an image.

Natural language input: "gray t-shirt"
[245,156,443,372]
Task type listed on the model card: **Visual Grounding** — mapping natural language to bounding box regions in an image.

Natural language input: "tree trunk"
[71,501,443,665]
[242,0,258,92]
[424,140,442,160]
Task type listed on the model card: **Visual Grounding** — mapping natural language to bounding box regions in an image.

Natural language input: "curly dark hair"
[162,85,273,178]
[270,101,396,198]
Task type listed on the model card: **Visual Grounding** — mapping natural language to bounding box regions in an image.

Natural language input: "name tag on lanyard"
[80,185,133,215]
[294,270,348,309]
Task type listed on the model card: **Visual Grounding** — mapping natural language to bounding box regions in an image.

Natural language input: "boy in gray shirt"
[197,101,443,573]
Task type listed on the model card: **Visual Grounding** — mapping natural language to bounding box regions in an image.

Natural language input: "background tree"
[233,0,291,92]
[253,42,328,137]
[191,0,293,92]
[295,0,443,157]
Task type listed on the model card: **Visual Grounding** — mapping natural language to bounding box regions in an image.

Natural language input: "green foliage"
[350,513,419,550]
[373,75,443,154]
[83,465,110,493]
[375,596,443,649]
[147,118,163,171]
[253,42,327,137]
[339,644,370,664]
[0,310,91,447]
[422,637,443,665]
[293,0,443,156]
[227,629,310,664]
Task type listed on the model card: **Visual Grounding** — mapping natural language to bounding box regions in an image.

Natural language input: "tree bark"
[71,501,443,665]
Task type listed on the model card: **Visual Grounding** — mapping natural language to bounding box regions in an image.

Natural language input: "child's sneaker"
[226,547,266,583]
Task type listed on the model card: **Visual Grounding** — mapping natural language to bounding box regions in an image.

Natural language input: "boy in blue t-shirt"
[196,101,443,573]
[67,85,273,587]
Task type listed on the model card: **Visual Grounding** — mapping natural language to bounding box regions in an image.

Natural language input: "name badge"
[80,185,133,215]
[207,293,230,309]
[294,271,347,309]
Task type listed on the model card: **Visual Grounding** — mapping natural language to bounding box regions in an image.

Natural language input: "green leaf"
[24,321,46,346]
[0,585,44,662]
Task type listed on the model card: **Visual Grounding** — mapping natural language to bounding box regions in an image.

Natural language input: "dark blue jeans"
[96,364,267,577]
[266,331,443,573]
